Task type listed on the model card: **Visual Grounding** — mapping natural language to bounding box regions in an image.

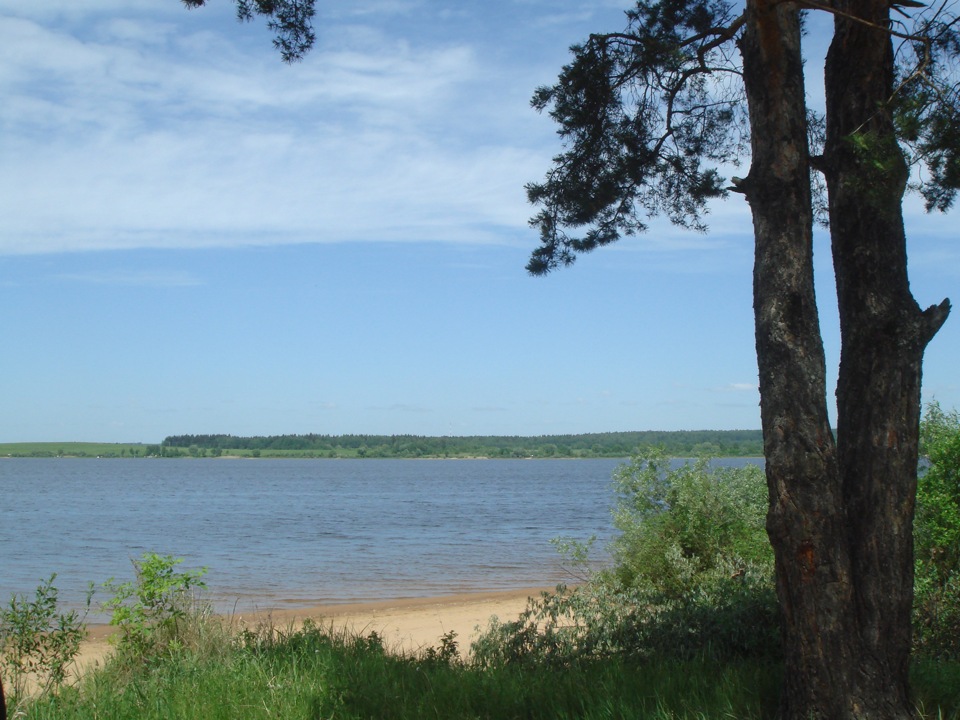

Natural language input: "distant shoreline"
[0,430,765,460]
[2,453,766,460]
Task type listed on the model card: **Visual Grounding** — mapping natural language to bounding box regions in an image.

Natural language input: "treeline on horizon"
[158,430,764,458]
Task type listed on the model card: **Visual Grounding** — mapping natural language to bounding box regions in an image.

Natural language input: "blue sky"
[0,1,956,443]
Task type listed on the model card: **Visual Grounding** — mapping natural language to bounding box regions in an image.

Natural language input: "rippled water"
[1,458,627,616]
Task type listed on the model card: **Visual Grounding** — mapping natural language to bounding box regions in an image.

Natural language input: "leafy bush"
[101,553,208,663]
[914,402,960,659]
[473,450,780,666]
[420,630,462,667]
[0,574,90,703]
[473,578,779,669]
[606,450,772,597]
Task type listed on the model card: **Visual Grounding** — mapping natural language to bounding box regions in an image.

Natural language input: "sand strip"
[241,587,547,653]
[70,587,548,679]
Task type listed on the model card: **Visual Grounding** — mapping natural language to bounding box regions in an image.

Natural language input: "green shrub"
[473,576,779,669]
[914,402,960,659]
[606,449,772,597]
[420,630,462,667]
[0,574,91,703]
[473,450,780,666]
[101,553,208,663]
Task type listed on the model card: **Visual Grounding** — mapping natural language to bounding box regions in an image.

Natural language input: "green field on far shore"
[0,442,147,458]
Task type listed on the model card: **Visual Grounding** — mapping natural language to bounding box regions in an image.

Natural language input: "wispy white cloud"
[0,6,549,256]
[0,1,762,259]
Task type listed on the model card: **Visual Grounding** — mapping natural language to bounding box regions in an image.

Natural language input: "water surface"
[1,458,623,615]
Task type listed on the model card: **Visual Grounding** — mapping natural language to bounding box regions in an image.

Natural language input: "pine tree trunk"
[740,0,951,717]
[739,3,863,717]
[823,1,951,715]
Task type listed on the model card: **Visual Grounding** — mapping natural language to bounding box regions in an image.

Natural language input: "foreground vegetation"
[2,405,958,718]
[14,624,789,719]
[6,607,959,720]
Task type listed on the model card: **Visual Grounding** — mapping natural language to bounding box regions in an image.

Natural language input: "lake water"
[0,457,761,618]
[2,458,621,616]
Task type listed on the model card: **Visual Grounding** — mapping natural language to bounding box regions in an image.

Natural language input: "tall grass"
[913,658,960,720]
[21,619,786,720]
[11,609,958,720]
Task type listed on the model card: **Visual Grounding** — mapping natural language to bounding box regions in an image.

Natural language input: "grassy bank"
[17,629,776,719]
[13,619,960,720]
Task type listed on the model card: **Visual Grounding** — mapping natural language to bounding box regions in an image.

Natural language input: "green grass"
[0,442,148,458]
[18,625,780,720]
[913,658,960,719]
[13,621,960,720]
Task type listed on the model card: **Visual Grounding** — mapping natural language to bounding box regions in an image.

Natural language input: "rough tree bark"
[740,0,951,717]
[739,3,861,717]
[823,0,951,716]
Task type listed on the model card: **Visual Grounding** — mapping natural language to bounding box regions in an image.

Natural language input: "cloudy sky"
[0,1,956,443]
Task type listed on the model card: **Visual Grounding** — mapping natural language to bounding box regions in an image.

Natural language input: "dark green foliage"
[525,0,748,275]
[420,630,463,667]
[893,13,960,211]
[912,657,960,718]
[914,403,960,659]
[160,429,764,458]
[182,0,316,63]
[528,0,960,274]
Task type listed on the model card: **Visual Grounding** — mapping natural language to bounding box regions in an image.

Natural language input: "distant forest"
[158,430,764,459]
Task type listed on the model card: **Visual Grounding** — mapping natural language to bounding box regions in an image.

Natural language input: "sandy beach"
[245,587,546,653]
[71,587,548,680]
